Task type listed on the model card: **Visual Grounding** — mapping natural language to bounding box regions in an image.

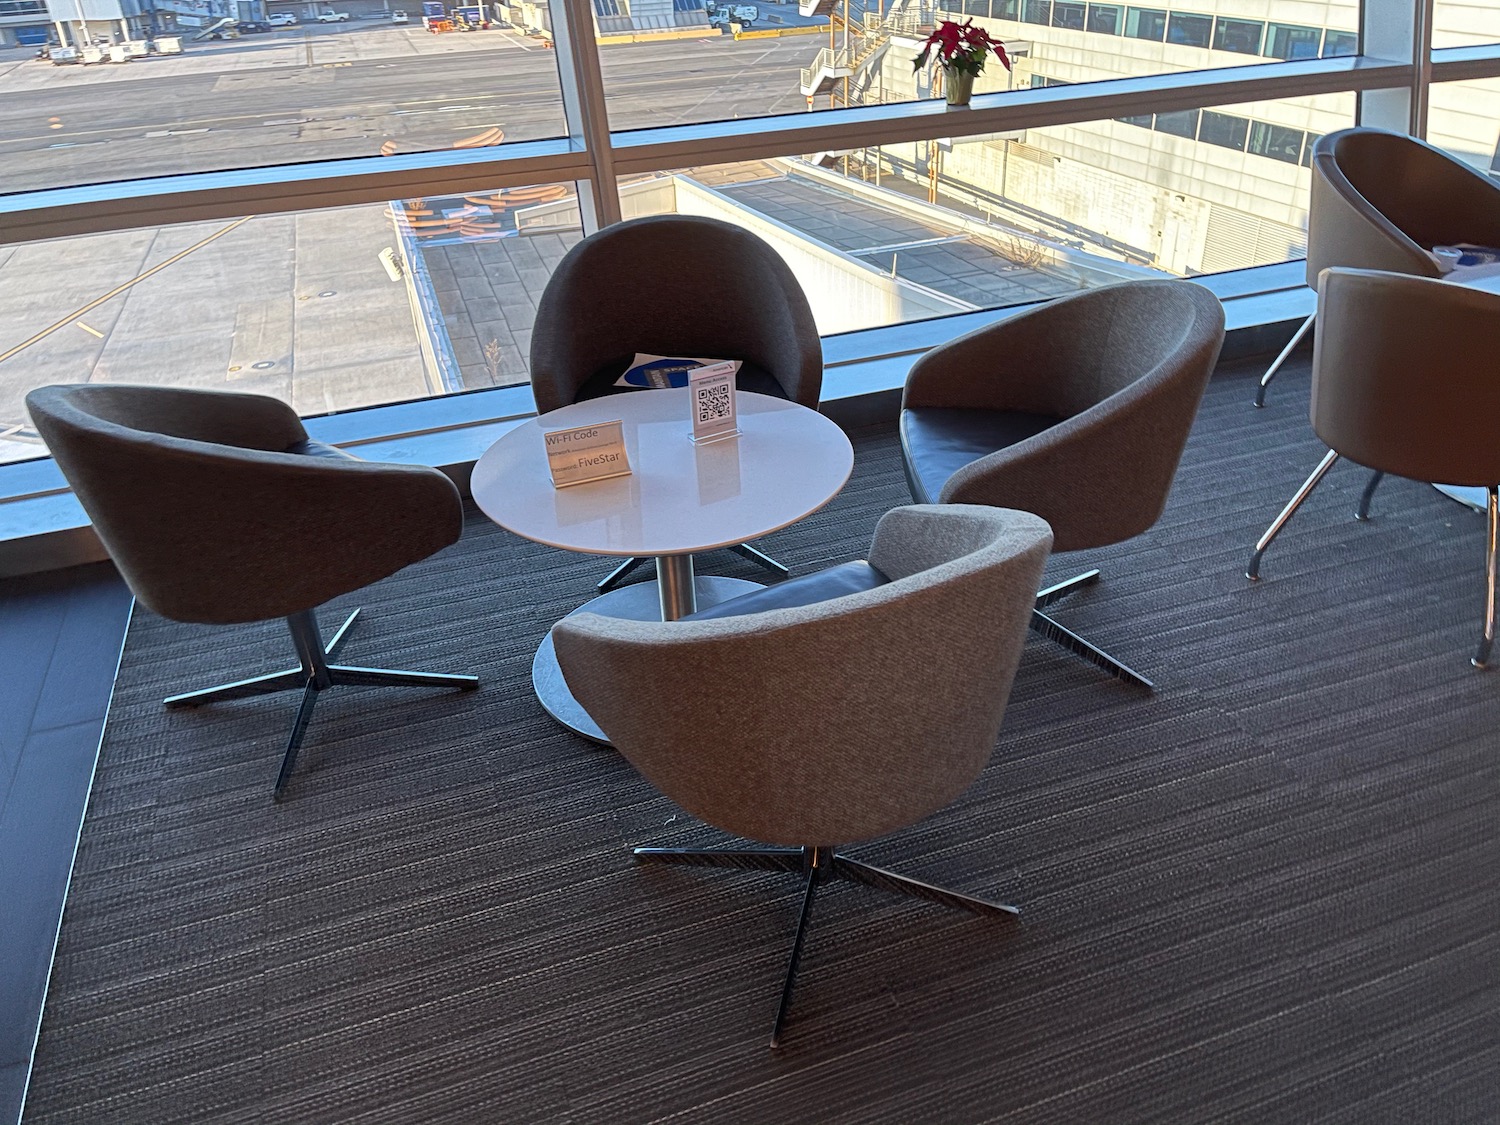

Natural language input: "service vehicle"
[391,9,409,21]
[315,10,350,20]
[269,11,298,24]
[237,21,272,33]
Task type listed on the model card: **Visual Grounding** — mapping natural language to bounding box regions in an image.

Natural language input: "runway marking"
[75,321,104,338]
[0,216,255,369]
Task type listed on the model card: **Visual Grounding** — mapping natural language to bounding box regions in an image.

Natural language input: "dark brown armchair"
[899,279,1225,690]
[529,214,823,591]
[1255,126,1500,407]
[26,384,478,798]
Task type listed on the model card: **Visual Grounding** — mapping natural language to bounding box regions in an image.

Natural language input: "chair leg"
[273,680,322,800]
[1475,486,1498,669]
[635,839,1018,1047]
[771,851,825,1050]
[1030,609,1154,691]
[1355,470,1386,521]
[1247,448,1340,580]
[833,855,1018,917]
[597,556,649,593]
[1035,568,1100,609]
[1254,311,1315,408]
[729,542,790,581]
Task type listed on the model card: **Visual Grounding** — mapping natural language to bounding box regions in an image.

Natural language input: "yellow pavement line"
[75,321,104,338]
[0,216,255,368]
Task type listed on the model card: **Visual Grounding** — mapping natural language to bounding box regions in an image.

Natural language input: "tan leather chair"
[26,384,479,797]
[1255,126,1500,407]
[1247,268,1500,667]
[530,214,823,592]
[899,279,1225,690]
[551,504,1052,1047]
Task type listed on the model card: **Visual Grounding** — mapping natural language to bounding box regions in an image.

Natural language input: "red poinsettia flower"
[913,18,1012,77]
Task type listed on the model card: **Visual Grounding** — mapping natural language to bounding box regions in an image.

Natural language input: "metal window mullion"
[551,0,621,233]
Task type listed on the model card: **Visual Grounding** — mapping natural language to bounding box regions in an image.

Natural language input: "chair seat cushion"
[576,359,788,405]
[681,560,890,621]
[900,407,1061,504]
[285,439,360,460]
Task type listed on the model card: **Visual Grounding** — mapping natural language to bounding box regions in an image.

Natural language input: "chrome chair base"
[597,544,789,593]
[1029,569,1154,690]
[1253,311,1316,408]
[163,607,479,799]
[634,843,1017,1049]
[1248,454,1499,669]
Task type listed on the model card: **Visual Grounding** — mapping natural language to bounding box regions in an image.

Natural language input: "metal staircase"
[798,0,935,104]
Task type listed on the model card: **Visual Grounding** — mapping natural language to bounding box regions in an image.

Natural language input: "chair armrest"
[867,503,1048,581]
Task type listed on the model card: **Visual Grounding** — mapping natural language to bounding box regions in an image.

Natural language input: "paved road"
[0,26,820,192]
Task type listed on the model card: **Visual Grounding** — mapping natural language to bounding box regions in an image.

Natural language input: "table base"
[532,575,763,744]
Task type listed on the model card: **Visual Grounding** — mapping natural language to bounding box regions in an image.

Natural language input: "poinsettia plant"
[912,18,1012,77]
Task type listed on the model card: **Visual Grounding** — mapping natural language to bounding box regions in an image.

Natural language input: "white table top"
[470,389,855,557]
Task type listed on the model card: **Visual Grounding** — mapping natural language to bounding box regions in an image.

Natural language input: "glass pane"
[1248,120,1305,163]
[1023,0,1053,25]
[1322,30,1358,56]
[1266,24,1323,60]
[1086,4,1122,35]
[632,94,1352,334]
[1124,7,1166,41]
[1154,108,1200,137]
[1,184,583,463]
[1052,2,1086,30]
[995,0,1021,19]
[1199,110,1250,150]
[1429,79,1500,176]
[1434,0,1500,47]
[1,18,568,195]
[1213,18,1264,55]
[1166,13,1212,48]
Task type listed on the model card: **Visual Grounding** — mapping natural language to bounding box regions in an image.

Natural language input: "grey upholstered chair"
[551,504,1052,1047]
[1255,126,1500,407]
[26,384,479,797]
[1248,268,1500,667]
[530,213,823,591]
[899,279,1225,690]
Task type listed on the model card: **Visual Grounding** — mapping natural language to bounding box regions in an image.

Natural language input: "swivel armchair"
[26,384,479,798]
[530,214,823,592]
[1255,126,1500,407]
[552,504,1052,1047]
[899,279,1224,690]
[1247,268,1500,667]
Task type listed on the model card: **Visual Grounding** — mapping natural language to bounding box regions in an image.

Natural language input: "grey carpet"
[23,357,1500,1125]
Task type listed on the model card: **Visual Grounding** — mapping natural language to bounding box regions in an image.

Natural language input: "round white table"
[471,388,855,742]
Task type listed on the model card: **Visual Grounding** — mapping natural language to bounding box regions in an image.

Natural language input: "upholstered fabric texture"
[899,279,1225,553]
[25,384,464,626]
[1311,269,1500,487]
[528,215,823,414]
[1306,126,1500,286]
[551,504,1052,849]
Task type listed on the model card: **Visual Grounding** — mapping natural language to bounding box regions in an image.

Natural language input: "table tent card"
[544,419,631,488]
[614,353,742,389]
[689,362,740,444]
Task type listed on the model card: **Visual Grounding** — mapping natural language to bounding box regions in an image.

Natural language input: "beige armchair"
[552,504,1052,1047]
[1248,268,1500,667]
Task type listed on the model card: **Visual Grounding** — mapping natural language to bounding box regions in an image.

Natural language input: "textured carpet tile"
[24,359,1500,1125]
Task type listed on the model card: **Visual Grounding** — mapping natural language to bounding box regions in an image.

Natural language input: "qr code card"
[688,362,740,443]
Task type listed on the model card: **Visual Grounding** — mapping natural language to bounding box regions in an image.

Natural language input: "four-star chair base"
[596,543,788,593]
[633,843,1019,1049]
[1030,569,1154,691]
[164,607,479,800]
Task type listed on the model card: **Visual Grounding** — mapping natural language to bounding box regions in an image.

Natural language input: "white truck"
[708,3,758,27]
[269,12,298,24]
[316,10,350,20]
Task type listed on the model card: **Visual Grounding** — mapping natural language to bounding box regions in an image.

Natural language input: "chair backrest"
[26,384,463,625]
[1311,268,1500,487]
[906,279,1224,552]
[551,505,1052,848]
[1306,128,1500,286]
[529,215,823,414]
